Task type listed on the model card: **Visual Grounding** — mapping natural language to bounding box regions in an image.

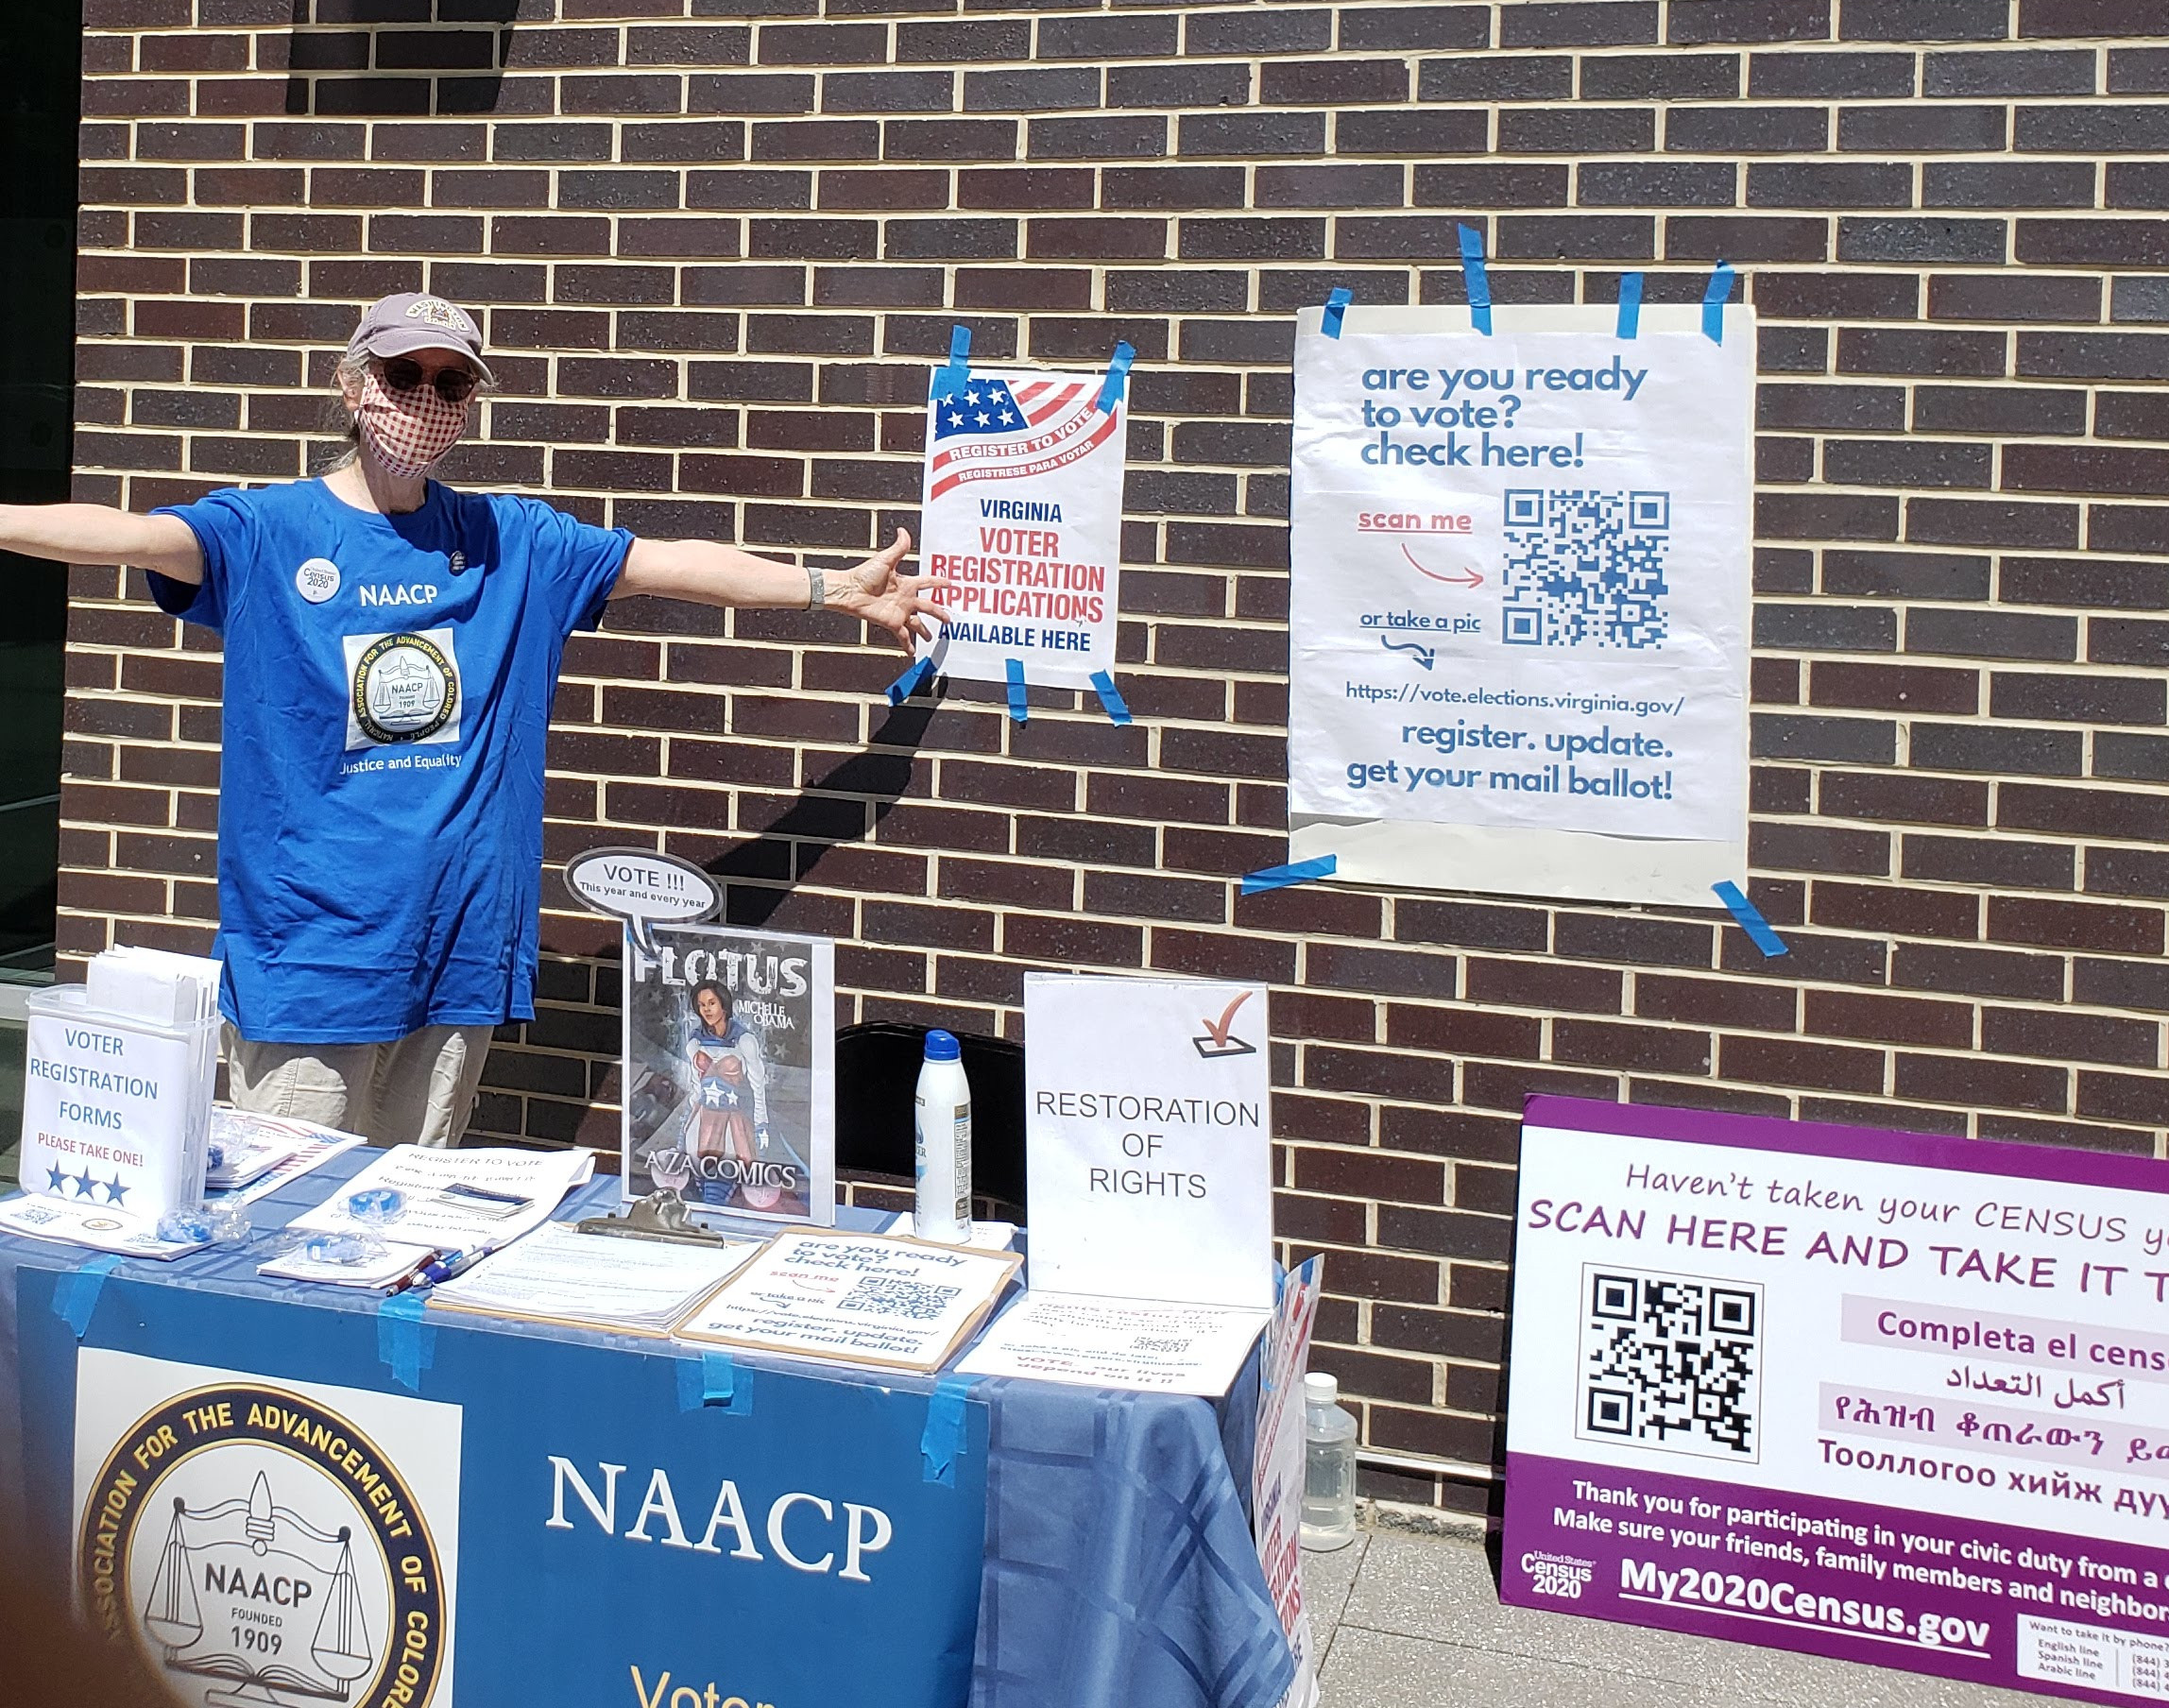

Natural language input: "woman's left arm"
[613,528,952,654]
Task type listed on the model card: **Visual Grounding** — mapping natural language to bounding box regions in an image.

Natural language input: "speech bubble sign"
[562,845,721,958]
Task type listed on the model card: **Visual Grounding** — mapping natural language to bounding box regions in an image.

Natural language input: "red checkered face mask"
[356,366,470,477]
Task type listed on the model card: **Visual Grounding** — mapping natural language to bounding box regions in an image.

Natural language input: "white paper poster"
[917,365,1124,690]
[1289,303,1753,904]
[73,1349,462,1708]
[1023,973,1274,1312]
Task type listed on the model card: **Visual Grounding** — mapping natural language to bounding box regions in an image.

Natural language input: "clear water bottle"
[913,1029,973,1244]
[1301,1371,1358,1550]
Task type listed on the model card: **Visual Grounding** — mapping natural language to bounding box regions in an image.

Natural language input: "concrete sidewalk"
[1307,1526,2066,1707]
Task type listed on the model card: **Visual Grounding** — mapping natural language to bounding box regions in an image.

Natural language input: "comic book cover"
[621,923,835,1226]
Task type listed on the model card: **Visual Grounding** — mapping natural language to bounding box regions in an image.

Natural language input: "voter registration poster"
[916,364,1124,690]
[1504,1096,2169,1707]
[1287,303,1751,905]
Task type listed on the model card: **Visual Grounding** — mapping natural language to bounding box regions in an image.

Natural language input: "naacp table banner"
[916,366,1124,691]
[14,1264,988,1708]
[1505,1096,2169,1708]
[1288,304,1751,905]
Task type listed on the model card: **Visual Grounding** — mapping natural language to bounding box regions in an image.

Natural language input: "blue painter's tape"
[1320,285,1353,340]
[885,655,935,707]
[929,323,971,400]
[54,1255,122,1340]
[1702,262,1735,345]
[1089,669,1132,726]
[1240,854,1338,897]
[678,1351,748,1413]
[920,1374,974,1486]
[1616,271,1643,340]
[1714,880,1788,958]
[1458,225,1492,336]
[376,1291,435,1393]
[1095,340,1136,413]
[1004,657,1028,725]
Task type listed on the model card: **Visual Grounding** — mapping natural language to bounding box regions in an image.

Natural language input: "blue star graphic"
[998,407,1016,424]
[68,1170,95,1199]
[45,1164,65,1191]
[102,1175,128,1207]
[964,387,982,406]
[946,411,965,427]
[701,1079,743,1111]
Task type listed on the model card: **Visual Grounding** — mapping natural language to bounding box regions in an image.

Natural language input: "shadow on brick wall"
[283,0,521,118]
[707,701,933,929]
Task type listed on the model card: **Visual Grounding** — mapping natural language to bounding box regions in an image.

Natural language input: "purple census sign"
[1503,1095,2169,1706]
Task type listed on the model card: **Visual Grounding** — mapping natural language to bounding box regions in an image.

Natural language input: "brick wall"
[60,0,2169,1512]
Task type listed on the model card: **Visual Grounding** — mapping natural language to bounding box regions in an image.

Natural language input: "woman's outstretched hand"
[837,528,953,654]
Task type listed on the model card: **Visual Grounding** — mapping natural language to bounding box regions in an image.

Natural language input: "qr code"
[1577,1267,1761,1461]
[1501,488,1671,650]
[1134,1338,1192,1355]
[836,1274,960,1322]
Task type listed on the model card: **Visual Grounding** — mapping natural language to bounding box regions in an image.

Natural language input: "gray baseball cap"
[346,292,495,382]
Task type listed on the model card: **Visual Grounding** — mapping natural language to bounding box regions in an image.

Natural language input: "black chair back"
[833,1023,1027,1220]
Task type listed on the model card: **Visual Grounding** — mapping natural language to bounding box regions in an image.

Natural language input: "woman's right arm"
[0,504,202,584]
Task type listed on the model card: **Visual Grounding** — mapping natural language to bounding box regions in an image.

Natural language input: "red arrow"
[1402,543,1482,587]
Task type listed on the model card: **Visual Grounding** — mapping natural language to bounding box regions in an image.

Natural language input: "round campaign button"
[296,556,340,603]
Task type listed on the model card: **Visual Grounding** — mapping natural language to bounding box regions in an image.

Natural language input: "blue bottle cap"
[923,1029,961,1062]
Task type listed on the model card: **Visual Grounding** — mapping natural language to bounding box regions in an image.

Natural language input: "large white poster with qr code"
[1287,302,1752,905]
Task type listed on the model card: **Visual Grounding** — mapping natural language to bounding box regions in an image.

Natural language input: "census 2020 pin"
[296,556,341,603]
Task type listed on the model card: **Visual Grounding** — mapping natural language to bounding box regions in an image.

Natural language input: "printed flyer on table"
[1504,1096,2169,1707]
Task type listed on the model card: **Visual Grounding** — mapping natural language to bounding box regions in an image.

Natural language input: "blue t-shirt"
[149,478,631,1044]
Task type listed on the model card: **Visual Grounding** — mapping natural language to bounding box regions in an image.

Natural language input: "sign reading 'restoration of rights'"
[1504,1096,2169,1708]
[916,366,1124,691]
[1020,972,1275,1314]
[1287,302,1754,906]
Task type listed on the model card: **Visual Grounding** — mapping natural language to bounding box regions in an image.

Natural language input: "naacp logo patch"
[343,627,462,751]
[78,1381,448,1708]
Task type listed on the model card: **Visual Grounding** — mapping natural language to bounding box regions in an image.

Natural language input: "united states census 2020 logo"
[352,631,458,745]
[79,1382,447,1708]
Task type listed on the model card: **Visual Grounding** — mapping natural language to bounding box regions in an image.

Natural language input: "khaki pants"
[224,1023,493,1149]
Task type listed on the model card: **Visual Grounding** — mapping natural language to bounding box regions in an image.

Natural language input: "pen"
[415,1246,492,1289]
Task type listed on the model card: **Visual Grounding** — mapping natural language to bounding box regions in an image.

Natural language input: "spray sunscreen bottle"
[914,1029,973,1243]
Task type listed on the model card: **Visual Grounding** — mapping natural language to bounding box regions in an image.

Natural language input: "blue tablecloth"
[0,1152,1294,1708]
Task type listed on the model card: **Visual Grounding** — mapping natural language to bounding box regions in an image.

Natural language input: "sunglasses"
[376,356,477,405]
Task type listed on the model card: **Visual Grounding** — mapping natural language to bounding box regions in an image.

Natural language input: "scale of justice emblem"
[79,1381,448,1708]
[142,1469,375,1704]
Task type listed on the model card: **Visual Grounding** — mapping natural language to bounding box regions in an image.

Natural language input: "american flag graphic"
[928,374,1121,500]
